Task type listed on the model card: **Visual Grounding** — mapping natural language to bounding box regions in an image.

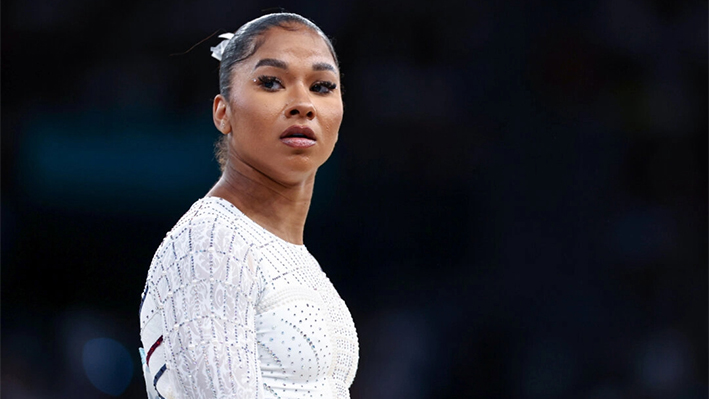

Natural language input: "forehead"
[250,26,335,66]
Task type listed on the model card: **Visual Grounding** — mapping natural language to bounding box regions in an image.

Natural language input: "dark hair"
[215,13,340,171]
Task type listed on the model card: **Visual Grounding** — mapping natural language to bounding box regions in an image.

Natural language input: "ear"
[213,94,231,134]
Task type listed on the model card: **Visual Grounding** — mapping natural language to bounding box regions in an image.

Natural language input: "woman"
[139,13,359,399]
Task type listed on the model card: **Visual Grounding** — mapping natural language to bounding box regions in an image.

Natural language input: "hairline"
[239,24,336,68]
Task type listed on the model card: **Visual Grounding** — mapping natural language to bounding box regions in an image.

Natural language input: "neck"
[206,161,315,245]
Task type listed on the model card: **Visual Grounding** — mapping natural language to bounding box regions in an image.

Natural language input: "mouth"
[280,125,317,148]
[281,125,316,140]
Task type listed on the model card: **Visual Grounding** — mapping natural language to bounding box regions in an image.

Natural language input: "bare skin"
[207,25,343,245]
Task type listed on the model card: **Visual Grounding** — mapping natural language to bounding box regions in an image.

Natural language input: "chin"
[286,153,328,171]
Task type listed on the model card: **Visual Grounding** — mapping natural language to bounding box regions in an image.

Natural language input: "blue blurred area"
[83,338,134,396]
[18,109,219,215]
[2,0,706,398]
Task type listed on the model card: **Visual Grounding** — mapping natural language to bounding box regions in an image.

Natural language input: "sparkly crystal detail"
[139,197,359,398]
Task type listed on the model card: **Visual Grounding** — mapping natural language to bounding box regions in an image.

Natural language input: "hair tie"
[210,33,235,61]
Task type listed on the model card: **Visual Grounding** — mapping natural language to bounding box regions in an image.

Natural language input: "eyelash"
[257,76,337,94]
[257,76,283,91]
[312,81,337,94]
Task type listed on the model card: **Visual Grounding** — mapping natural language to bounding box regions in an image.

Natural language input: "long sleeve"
[140,213,265,398]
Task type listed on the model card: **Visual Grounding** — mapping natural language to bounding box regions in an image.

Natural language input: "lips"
[281,125,316,140]
[280,125,316,148]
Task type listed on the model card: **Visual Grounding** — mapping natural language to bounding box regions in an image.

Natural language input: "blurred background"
[2,0,707,398]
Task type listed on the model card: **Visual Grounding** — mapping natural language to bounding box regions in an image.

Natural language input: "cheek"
[232,99,280,134]
[322,104,344,136]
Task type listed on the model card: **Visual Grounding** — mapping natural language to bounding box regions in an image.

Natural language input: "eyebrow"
[312,62,336,72]
[253,58,336,73]
[254,58,288,70]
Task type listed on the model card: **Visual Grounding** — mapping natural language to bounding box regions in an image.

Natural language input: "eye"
[311,81,337,94]
[257,76,284,91]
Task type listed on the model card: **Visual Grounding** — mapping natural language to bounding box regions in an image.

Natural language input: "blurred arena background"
[2,0,707,398]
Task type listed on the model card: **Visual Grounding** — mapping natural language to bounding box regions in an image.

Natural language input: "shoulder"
[166,197,250,248]
[174,196,244,233]
[147,197,263,285]
[149,198,259,272]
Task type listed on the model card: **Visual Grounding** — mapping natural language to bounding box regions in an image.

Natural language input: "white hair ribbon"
[210,33,235,61]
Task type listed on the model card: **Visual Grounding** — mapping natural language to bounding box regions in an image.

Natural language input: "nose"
[285,85,315,120]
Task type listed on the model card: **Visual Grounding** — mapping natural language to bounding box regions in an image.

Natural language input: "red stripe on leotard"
[146,335,163,365]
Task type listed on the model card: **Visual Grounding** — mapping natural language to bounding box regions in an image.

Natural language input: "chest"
[253,246,358,391]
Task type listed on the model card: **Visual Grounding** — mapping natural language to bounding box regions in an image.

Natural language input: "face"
[213,26,343,186]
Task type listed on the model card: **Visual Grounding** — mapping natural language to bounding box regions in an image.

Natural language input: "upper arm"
[144,219,264,398]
